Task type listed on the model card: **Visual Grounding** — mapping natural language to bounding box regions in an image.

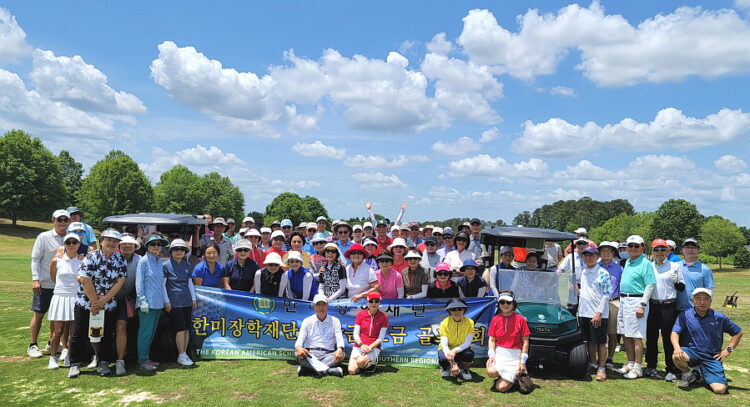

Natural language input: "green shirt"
[620,254,656,294]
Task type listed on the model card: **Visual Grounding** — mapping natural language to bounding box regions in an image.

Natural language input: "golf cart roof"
[102,213,207,226]
[481,226,577,247]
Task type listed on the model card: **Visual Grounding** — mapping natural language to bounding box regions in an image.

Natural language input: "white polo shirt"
[651,260,683,301]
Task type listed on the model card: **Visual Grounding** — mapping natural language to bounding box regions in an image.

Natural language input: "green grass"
[1,219,749,406]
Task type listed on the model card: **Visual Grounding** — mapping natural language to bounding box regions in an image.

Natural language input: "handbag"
[517,371,534,394]
[126,299,137,318]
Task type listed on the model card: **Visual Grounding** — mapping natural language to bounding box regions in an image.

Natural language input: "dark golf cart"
[102,213,207,239]
[481,226,589,379]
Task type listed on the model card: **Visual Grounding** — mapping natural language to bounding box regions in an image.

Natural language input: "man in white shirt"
[295,294,345,377]
[543,240,563,270]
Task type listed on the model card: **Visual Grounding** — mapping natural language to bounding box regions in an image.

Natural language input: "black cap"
[470,218,481,225]
[424,236,437,244]
[376,219,388,226]
[455,232,470,240]
[376,253,394,262]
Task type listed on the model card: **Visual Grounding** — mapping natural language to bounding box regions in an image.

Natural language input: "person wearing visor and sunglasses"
[46,232,83,369]
[348,291,390,375]
[136,234,172,372]
[486,291,531,393]
[438,298,475,380]
[163,239,196,367]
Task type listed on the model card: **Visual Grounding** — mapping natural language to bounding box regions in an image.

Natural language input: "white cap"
[100,228,122,240]
[363,238,378,247]
[234,239,252,251]
[212,217,227,225]
[390,225,399,233]
[298,222,307,228]
[53,209,70,219]
[170,238,188,249]
[388,238,407,250]
[119,235,141,249]
[353,224,363,231]
[63,233,81,242]
[264,252,283,266]
[67,222,85,232]
[239,227,249,235]
[306,222,317,230]
[400,222,410,231]
[666,239,676,250]
[499,246,513,255]
[498,292,514,302]
[313,293,328,304]
[574,227,588,235]
[286,251,303,262]
[247,228,261,237]
[271,230,285,240]
[433,227,443,234]
[691,287,713,299]
[260,227,272,234]
[626,235,644,245]
[242,216,255,224]
[363,222,373,229]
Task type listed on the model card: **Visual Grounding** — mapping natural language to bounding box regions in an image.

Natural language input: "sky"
[1,1,750,226]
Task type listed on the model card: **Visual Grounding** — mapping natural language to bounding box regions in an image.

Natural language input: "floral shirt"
[318,263,346,297]
[76,250,127,311]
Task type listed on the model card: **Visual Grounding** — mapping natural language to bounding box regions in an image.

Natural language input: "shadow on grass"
[0,222,49,240]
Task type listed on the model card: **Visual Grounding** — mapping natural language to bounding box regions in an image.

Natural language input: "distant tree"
[302,196,328,221]
[651,199,703,245]
[739,226,750,245]
[700,216,745,270]
[58,150,83,205]
[590,212,655,244]
[199,172,245,223]
[265,193,329,226]
[734,247,750,269]
[513,211,532,226]
[519,197,634,232]
[77,150,153,224]
[0,130,66,225]
[153,165,203,214]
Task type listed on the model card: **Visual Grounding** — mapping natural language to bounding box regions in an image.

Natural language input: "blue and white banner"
[191,287,495,367]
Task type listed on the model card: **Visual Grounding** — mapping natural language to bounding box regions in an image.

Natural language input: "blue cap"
[144,235,169,246]
[442,227,454,237]
[281,219,293,227]
[460,259,478,270]
[66,206,82,215]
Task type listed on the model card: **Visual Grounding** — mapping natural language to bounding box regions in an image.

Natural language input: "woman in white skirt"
[486,291,531,392]
[47,233,82,369]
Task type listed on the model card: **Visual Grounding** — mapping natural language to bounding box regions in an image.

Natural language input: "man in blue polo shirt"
[672,288,743,394]
[675,238,714,312]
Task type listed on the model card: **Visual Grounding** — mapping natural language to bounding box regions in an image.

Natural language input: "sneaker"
[177,354,194,366]
[27,344,43,358]
[297,366,303,377]
[116,360,126,376]
[605,358,614,370]
[596,368,607,381]
[43,343,52,354]
[665,372,677,382]
[625,366,642,379]
[88,355,99,369]
[440,368,451,378]
[98,361,111,376]
[615,344,622,352]
[364,364,377,373]
[48,356,60,370]
[615,364,632,375]
[461,369,472,381]
[140,360,157,372]
[67,365,80,378]
[60,349,70,367]
[643,367,657,377]
[677,372,695,388]
[327,367,344,377]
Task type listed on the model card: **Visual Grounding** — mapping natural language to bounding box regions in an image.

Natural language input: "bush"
[734,248,750,269]
[698,254,718,265]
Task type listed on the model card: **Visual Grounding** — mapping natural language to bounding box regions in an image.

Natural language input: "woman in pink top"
[374,253,403,299]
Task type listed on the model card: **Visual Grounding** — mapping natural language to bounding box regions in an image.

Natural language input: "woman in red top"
[348,291,389,375]
[388,238,408,273]
[486,291,530,393]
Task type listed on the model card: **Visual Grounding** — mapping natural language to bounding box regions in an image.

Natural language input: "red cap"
[651,239,668,248]
[366,291,382,300]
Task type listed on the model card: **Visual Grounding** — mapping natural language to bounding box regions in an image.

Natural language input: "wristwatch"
[639,302,647,307]
[727,346,734,353]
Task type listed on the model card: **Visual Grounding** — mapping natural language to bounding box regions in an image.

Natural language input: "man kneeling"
[295,293,345,377]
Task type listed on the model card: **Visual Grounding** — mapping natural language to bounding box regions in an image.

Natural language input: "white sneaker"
[665,372,677,382]
[27,344,43,358]
[116,360,126,376]
[60,349,70,367]
[67,365,80,378]
[48,356,60,370]
[43,343,52,354]
[177,354,194,366]
[625,366,643,379]
[615,345,622,352]
[677,372,695,388]
[440,368,451,378]
[88,355,99,369]
[461,369,472,380]
[615,364,632,375]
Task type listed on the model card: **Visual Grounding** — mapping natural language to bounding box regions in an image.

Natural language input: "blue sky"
[2,1,750,226]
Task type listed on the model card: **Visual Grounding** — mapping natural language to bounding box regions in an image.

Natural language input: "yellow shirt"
[438,316,475,351]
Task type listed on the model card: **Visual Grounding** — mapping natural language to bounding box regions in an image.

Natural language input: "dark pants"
[646,302,678,372]
[70,305,118,365]
[438,348,475,370]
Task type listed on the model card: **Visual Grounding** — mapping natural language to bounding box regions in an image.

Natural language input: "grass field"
[1,219,749,406]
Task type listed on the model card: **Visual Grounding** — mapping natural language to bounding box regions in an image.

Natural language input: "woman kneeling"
[438,298,475,380]
[486,291,530,392]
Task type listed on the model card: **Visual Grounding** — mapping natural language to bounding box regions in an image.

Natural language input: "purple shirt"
[598,260,623,299]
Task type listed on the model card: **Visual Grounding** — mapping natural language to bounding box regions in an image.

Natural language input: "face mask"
[619,251,628,259]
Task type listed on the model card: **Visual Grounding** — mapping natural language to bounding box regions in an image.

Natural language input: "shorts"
[617,296,648,338]
[169,306,193,332]
[493,347,521,383]
[608,299,620,335]
[682,347,727,385]
[579,317,608,345]
[31,288,54,313]
[350,346,381,367]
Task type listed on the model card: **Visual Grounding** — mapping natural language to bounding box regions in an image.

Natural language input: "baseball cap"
[442,227,454,237]
[651,239,668,248]
[376,219,388,227]
[226,218,236,224]
[100,228,122,241]
[260,227,272,234]
[666,240,676,250]
[298,222,307,229]
[353,224,363,231]
[242,216,255,223]
[390,225,399,233]
[404,250,421,260]
[470,218,481,225]
[316,216,327,223]
[67,222,86,232]
[271,230,285,240]
[499,246,513,255]
[286,251,303,262]
[119,234,141,249]
[311,233,328,244]
[682,238,700,248]
[280,219,293,228]
[247,228,261,237]
[63,233,81,243]
[313,293,328,304]
[307,222,317,230]
[581,246,599,255]
[498,292,514,303]
[363,222,373,229]
[52,209,70,219]
[239,227,249,236]
[424,236,437,245]
[234,239,252,251]
[626,235,645,245]
[376,253,394,262]
[212,217,227,226]
[574,227,588,236]
[366,291,382,300]
[400,222,410,231]
[435,262,451,272]
[691,287,712,299]
[66,206,82,215]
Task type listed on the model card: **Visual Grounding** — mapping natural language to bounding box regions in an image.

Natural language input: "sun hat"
[388,238,407,250]
[242,216,255,224]
[390,225,399,233]
[376,253,394,263]
[286,251,303,262]
[442,227,454,237]
[264,252,284,266]
[311,233,328,244]
[247,228,261,237]
[234,239,252,251]
[144,234,169,246]
[212,217,227,226]
[226,218,235,224]
[499,246,513,255]
[597,241,618,254]
[271,230,285,240]
[363,238,378,247]
[460,259,478,271]
[323,243,340,255]
[344,244,366,259]
[119,234,141,249]
[400,222,410,231]
[335,222,353,234]
[306,223,317,230]
[100,228,122,241]
[444,298,468,312]
[498,291,514,303]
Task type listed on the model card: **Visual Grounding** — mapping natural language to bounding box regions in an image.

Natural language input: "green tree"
[264,193,328,226]
[246,211,265,227]
[734,247,750,269]
[513,211,532,226]
[700,216,745,270]
[590,212,655,243]
[153,165,203,214]
[519,197,634,231]
[58,150,83,205]
[77,150,153,224]
[739,226,750,245]
[0,130,65,225]
[651,199,703,245]
[198,172,245,222]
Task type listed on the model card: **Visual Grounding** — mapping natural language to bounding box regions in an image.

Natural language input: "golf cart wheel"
[567,343,589,379]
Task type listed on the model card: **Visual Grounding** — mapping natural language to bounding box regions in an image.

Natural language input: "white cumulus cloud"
[291,140,346,159]
[0,8,30,64]
[550,86,576,97]
[431,136,481,156]
[479,128,499,143]
[446,154,548,179]
[344,154,428,168]
[714,154,748,173]
[351,172,407,189]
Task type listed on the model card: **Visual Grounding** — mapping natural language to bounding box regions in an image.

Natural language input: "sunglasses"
[407,257,420,261]
[171,247,188,252]
[576,242,587,246]
[368,299,381,303]
[337,231,349,235]
[652,247,667,252]
[499,300,512,305]
[148,242,164,247]
[272,237,285,241]
[436,271,451,276]
[449,308,466,312]
[282,226,292,229]
[455,238,468,243]
[64,240,79,245]
[313,241,325,245]
[56,217,70,222]
[425,242,436,247]
[236,248,250,253]
[433,233,442,237]
[627,244,642,248]
[349,252,364,256]
[324,249,338,254]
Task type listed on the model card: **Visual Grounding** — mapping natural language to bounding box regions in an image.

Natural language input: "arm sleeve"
[411,284,428,299]
[188,278,196,301]
[378,327,388,341]
[597,294,610,314]
[454,333,474,352]
[162,278,170,305]
[333,317,345,349]
[641,284,655,303]
[135,258,145,302]
[440,336,450,351]
[477,286,487,297]
[705,266,714,291]
[295,318,309,348]
[279,272,290,298]
[457,286,465,299]
[330,279,347,300]
[394,208,405,225]
[488,266,498,297]
[253,270,262,294]
[302,273,313,301]
[396,286,404,298]
[353,324,362,344]
[368,209,377,226]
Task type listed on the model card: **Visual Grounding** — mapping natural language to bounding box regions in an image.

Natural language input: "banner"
[191,287,495,367]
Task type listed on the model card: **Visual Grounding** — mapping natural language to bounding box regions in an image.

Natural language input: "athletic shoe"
[440,368,451,378]
[461,369,472,381]
[297,366,303,377]
[596,368,607,381]
[677,372,695,388]
[605,358,614,370]
[115,360,126,376]
[643,367,657,377]
[60,349,70,367]
[614,345,622,352]
[48,356,60,370]
[177,354,194,366]
[615,364,632,375]
[665,372,677,382]
[625,366,643,379]
[27,344,43,358]
[140,360,157,372]
[43,343,51,354]
[88,355,99,369]
[364,364,377,373]
[99,361,111,376]
[327,367,344,377]
[67,365,80,378]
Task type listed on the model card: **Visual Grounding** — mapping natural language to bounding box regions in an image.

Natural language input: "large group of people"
[26,204,742,394]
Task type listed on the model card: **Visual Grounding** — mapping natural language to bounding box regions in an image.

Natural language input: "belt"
[650,299,676,305]
[620,293,644,297]
[308,347,335,352]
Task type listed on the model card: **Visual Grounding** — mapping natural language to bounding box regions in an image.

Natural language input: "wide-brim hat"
[388,238,407,250]
[334,222,353,234]
[445,298,468,312]
[144,234,169,247]
[119,235,141,249]
[344,244,366,259]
